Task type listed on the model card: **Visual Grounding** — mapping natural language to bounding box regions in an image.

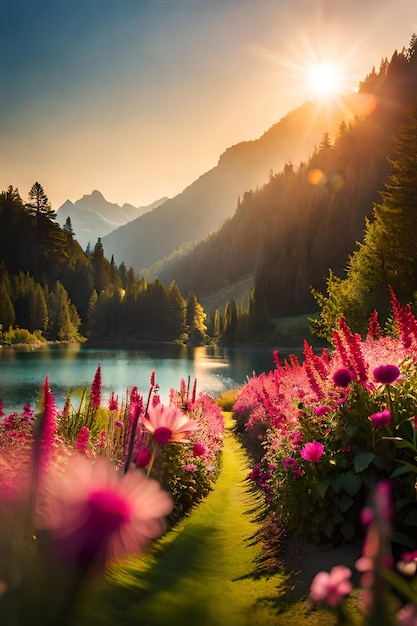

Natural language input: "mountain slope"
[102,97,360,271]
[56,190,167,249]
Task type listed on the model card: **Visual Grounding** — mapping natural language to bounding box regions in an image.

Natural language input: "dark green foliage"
[0,183,200,343]
[313,94,417,339]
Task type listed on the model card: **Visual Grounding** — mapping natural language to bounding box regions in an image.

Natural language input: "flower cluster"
[0,368,225,624]
[236,293,417,553]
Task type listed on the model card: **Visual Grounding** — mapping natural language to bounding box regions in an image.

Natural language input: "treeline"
[0,185,210,344]
[158,40,417,335]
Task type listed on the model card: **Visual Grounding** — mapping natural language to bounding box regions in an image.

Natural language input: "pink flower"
[37,376,58,472]
[313,405,331,417]
[75,426,90,453]
[370,408,392,428]
[90,365,102,409]
[283,457,303,478]
[192,442,206,457]
[38,455,173,566]
[332,368,354,387]
[300,441,324,462]
[373,364,400,384]
[142,404,198,446]
[108,392,118,411]
[136,447,152,468]
[185,463,197,472]
[310,565,353,607]
[396,603,417,626]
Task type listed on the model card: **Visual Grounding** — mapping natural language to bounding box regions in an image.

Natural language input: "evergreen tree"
[166,281,187,341]
[63,216,75,240]
[313,101,417,338]
[186,291,207,345]
[0,271,15,331]
[26,182,56,220]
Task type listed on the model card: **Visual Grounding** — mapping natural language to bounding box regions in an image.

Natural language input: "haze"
[1,0,416,210]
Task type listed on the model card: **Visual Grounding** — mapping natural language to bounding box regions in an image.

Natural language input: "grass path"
[80,414,337,626]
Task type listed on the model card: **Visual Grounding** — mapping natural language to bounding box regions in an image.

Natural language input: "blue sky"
[1,0,416,209]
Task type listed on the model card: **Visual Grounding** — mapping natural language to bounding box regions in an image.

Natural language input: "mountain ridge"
[101,94,362,271]
[56,191,168,249]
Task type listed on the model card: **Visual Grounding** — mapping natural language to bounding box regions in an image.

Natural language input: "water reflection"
[0,343,279,414]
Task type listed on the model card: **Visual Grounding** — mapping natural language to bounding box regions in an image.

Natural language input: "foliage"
[235,294,417,552]
[313,93,417,340]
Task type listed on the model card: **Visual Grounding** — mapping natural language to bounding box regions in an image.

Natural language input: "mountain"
[101,96,362,271]
[56,190,168,249]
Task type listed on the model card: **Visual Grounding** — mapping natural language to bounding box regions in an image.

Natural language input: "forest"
[158,39,417,338]
[0,185,208,345]
[2,37,417,347]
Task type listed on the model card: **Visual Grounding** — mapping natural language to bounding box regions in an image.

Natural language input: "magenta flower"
[300,441,324,462]
[142,404,198,446]
[370,408,392,428]
[310,565,353,606]
[313,405,331,417]
[108,392,118,411]
[373,364,400,384]
[38,455,173,566]
[90,365,102,409]
[192,442,206,457]
[283,457,303,478]
[332,368,354,387]
[136,447,152,468]
[75,426,90,453]
[37,376,58,472]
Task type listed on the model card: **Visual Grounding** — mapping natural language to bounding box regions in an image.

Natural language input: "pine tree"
[186,291,207,345]
[313,101,417,338]
[26,182,56,220]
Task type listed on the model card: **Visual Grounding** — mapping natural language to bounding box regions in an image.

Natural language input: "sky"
[1,0,416,211]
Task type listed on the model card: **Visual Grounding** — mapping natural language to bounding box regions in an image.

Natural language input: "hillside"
[157,47,417,320]
[101,96,361,271]
[56,190,167,249]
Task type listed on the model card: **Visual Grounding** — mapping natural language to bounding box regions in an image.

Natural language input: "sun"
[307,61,343,97]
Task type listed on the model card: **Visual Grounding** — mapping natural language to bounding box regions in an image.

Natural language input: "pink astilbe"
[303,341,327,400]
[108,392,118,411]
[37,376,58,472]
[338,317,368,384]
[90,365,102,409]
[38,455,173,567]
[75,426,91,454]
[367,310,382,340]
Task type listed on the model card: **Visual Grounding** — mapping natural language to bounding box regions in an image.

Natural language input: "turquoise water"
[0,343,277,413]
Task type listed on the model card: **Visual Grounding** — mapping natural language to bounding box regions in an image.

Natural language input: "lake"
[0,343,281,414]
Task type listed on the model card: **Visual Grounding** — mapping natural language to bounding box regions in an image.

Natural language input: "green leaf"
[340,519,355,541]
[337,492,354,513]
[383,436,417,451]
[342,471,362,496]
[405,509,417,526]
[330,474,344,494]
[390,465,414,478]
[354,452,375,473]
[317,477,330,498]
[381,567,417,604]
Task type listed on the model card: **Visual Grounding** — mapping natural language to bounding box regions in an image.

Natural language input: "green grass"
[76,414,346,626]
